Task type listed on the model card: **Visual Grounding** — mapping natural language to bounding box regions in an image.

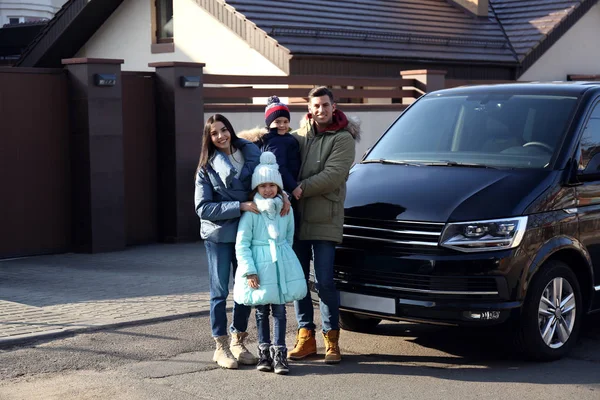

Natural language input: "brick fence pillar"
[62,58,126,253]
[401,69,447,105]
[148,61,205,242]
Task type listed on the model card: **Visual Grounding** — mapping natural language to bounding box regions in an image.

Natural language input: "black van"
[336,83,600,361]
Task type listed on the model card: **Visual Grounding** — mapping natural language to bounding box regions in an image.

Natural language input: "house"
[0,0,66,25]
[14,0,600,82]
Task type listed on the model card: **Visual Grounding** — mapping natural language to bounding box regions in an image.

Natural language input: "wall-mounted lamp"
[94,73,117,87]
[180,76,201,88]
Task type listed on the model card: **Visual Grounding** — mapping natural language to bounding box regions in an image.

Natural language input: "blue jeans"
[293,240,339,332]
[204,241,252,337]
[255,304,287,347]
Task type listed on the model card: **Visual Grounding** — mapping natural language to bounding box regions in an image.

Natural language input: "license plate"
[339,292,395,314]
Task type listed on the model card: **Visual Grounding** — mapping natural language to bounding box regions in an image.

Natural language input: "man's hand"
[292,185,303,200]
[281,193,291,216]
[240,201,259,214]
[247,274,260,289]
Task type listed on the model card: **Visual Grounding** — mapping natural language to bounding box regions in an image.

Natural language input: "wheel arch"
[523,236,594,312]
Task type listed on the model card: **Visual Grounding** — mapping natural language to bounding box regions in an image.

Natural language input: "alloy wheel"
[537,277,576,349]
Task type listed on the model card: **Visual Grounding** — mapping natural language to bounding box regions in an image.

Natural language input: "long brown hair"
[197,114,239,172]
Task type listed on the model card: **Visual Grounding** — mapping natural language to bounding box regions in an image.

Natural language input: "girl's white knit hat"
[252,152,284,190]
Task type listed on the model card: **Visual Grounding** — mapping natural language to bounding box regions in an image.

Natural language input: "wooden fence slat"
[204,74,416,87]
[204,87,420,100]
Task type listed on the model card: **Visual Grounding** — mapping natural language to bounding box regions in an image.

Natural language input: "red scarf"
[304,110,349,133]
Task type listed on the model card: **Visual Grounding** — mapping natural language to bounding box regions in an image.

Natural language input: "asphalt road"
[0,308,599,400]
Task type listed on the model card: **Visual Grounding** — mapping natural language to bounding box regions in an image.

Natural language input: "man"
[289,86,360,364]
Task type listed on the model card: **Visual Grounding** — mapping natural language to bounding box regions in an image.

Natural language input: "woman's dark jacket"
[194,138,261,243]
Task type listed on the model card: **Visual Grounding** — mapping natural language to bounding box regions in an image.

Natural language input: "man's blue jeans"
[255,304,287,347]
[293,240,339,333]
[204,241,251,337]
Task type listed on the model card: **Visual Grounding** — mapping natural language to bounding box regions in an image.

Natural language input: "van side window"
[579,103,600,170]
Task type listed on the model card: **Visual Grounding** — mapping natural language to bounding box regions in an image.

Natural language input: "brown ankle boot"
[288,328,317,360]
[323,330,341,364]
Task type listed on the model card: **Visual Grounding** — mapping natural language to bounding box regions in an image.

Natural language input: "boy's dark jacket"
[238,127,300,193]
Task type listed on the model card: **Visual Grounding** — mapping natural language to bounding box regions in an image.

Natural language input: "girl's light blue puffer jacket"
[234,207,307,305]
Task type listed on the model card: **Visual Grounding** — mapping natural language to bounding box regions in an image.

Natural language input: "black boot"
[256,343,273,372]
[271,346,289,375]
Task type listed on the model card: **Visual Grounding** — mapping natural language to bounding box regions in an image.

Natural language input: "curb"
[0,309,212,349]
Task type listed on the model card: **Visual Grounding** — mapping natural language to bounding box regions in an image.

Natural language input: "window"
[366,94,578,169]
[156,0,173,42]
[8,17,24,25]
[579,104,600,171]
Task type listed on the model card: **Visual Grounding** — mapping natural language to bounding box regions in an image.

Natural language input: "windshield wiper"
[362,159,424,167]
[425,160,497,169]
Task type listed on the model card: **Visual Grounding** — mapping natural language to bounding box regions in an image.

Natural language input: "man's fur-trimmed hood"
[300,110,361,142]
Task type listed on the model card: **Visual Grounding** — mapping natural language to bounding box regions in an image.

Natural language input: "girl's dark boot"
[271,346,290,375]
[256,343,273,372]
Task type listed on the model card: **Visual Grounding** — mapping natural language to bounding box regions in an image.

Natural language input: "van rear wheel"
[515,260,582,361]
[339,311,382,332]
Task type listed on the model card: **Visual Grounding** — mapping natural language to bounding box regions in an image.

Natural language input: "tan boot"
[230,332,258,365]
[213,336,238,369]
[288,328,317,360]
[323,330,341,364]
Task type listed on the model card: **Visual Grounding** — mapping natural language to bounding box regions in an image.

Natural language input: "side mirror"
[578,153,600,181]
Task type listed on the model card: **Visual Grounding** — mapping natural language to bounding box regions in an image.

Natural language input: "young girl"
[234,152,307,375]
[195,115,290,370]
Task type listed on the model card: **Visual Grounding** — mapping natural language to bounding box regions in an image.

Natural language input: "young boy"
[239,96,300,194]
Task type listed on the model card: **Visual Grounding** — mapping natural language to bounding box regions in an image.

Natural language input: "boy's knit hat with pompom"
[265,95,291,128]
[252,151,284,190]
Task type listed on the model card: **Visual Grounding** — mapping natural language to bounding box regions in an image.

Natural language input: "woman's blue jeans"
[204,241,251,337]
[255,304,287,347]
[293,240,339,333]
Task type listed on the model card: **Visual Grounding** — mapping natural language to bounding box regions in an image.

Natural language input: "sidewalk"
[0,242,219,347]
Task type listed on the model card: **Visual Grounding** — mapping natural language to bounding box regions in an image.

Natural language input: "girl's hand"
[280,193,291,216]
[247,274,260,289]
[240,201,259,214]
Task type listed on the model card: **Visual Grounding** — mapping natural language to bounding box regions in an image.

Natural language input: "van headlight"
[440,216,528,252]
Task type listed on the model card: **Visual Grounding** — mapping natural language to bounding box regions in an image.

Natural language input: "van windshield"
[365,93,578,169]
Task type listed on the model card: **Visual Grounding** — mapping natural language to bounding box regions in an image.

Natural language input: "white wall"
[519,2,600,81]
[0,0,65,24]
[205,109,401,163]
[77,0,286,74]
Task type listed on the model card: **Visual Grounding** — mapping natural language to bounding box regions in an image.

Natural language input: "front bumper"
[338,290,520,326]
[326,245,528,326]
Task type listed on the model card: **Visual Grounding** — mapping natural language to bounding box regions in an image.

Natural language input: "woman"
[194,114,289,369]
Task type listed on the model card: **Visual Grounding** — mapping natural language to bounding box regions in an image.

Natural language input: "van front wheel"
[339,311,381,332]
[515,260,582,361]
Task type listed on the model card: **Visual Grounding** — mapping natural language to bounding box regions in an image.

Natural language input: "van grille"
[338,217,503,300]
[343,217,445,255]
[335,265,500,301]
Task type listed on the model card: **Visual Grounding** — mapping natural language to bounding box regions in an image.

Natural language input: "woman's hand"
[280,192,291,216]
[240,201,259,214]
[247,274,260,289]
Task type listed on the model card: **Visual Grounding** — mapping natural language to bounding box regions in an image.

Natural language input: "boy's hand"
[292,185,303,200]
[247,274,260,289]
